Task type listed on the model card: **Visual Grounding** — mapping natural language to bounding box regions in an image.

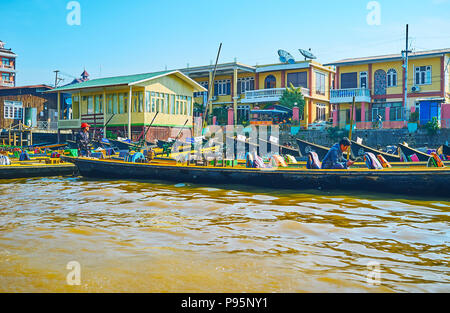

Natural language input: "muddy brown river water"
[0,177,448,292]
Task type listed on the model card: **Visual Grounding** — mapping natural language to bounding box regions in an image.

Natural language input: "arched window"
[387,69,397,87]
[264,75,276,89]
[374,69,387,96]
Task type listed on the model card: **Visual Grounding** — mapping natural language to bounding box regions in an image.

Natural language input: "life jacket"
[50,152,60,158]
[269,155,287,168]
[253,153,265,168]
[364,152,383,169]
[284,154,297,164]
[0,155,11,165]
[306,151,321,169]
[430,152,445,167]
[19,151,31,161]
[376,154,391,168]
[246,152,254,168]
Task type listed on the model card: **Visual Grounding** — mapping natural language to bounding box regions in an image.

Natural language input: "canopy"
[250,109,288,115]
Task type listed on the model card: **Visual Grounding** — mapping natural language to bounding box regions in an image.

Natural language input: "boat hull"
[398,143,431,162]
[68,157,450,197]
[0,163,76,179]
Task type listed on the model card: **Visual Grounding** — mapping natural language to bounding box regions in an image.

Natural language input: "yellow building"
[179,59,335,128]
[48,70,206,141]
[325,48,450,129]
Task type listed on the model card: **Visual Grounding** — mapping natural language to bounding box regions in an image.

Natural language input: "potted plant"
[408,111,419,133]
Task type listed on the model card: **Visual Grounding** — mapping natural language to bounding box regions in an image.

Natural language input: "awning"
[250,109,288,115]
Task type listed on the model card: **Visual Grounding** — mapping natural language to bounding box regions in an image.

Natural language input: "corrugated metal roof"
[48,70,174,92]
[325,48,450,66]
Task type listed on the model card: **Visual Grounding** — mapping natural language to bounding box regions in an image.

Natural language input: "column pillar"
[292,106,299,122]
[361,102,366,122]
[128,86,132,139]
[281,70,286,88]
[227,107,234,125]
[385,106,390,129]
[103,88,107,138]
[233,67,238,125]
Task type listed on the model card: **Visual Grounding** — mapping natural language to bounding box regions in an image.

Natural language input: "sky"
[1,0,450,86]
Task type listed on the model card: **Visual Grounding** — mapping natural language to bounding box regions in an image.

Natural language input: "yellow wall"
[337,55,444,96]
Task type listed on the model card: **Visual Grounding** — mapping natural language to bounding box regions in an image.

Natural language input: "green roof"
[48,70,174,93]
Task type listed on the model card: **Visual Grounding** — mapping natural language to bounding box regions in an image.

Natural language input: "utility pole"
[53,70,61,88]
[402,24,411,113]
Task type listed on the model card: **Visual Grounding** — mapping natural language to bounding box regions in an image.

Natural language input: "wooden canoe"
[397,143,432,162]
[0,162,76,179]
[65,157,450,197]
[350,140,401,162]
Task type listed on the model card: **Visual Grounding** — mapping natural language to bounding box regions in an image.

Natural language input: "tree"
[279,83,305,115]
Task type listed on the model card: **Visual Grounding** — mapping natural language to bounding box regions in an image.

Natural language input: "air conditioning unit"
[411,85,420,92]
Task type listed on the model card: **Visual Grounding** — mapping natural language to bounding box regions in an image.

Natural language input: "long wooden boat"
[65,157,450,197]
[397,143,432,162]
[0,162,76,179]
[442,144,450,158]
[350,140,401,162]
[295,138,353,160]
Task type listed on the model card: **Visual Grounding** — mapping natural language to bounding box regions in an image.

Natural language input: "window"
[170,94,175,114]
[145,91,151,112]
[372,104,385,121]
[360,72,368,88]
[187,96,192,115]
[264,75,277,89]
[214,80,231,96]
[2,73,10,82]
[4,101,23,120]
[415,66,432,85]
[194,81,208,98]
[340,72,357,89]
[237,77,255,94]
[72,95,80,119]
[315,103,326,121]
[387,69,397,87]
[287,72,307,88]
[2,58,10,66]
[87,96,94,114]
[94,95,102,114]
[389,102,403,121]
[237,105,250,123]
[315,72,326,95]
[112,94,118,114]
[118,94,124,114]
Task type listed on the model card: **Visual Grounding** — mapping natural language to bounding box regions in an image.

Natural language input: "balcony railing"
[242,87,310,103]
[0,64,15,70]
[330,88,371,104]
[0,81,14,87]
[36,121,58,130]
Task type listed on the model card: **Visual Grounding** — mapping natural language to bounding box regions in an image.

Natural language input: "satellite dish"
[299,49,317,60]
[278,50,295,64]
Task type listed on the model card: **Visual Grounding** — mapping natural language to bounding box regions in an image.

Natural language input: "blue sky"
[2,0,450,86]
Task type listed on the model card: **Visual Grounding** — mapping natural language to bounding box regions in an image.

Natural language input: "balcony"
[330,88,371,104]
[241,87,310,103]
[0,81,14,87]
[0,64,15,72]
